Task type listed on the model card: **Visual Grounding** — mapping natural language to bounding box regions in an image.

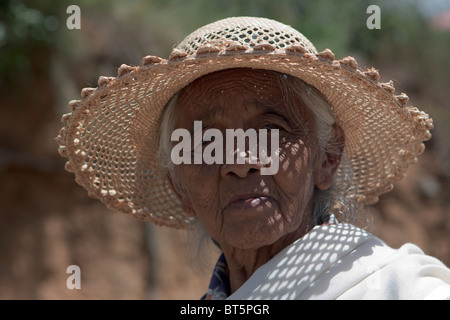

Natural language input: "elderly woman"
[57,17,450,300]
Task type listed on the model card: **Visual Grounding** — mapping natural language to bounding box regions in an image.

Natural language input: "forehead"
[177,68,283,110]
[181,68,281,92]
[174,68,313,128]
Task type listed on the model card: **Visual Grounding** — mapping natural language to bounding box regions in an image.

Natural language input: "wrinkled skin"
[169,68,344,293]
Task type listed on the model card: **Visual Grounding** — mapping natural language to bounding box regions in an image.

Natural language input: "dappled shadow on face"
[231,223,375,300]
[277,139,308,178]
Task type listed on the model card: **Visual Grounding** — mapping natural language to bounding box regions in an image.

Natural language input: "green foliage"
[0,0,64,90]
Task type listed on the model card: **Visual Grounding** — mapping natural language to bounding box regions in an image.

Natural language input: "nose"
[220,159,262,178]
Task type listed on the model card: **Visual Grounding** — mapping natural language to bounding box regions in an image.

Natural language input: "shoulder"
[334,229,450,300]
[229,223,450,300]
[296,223,450,300]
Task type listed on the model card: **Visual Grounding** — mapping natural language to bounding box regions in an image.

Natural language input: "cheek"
[277,137,314,181]
[175,164,226,238]
[173,164,221,212]
[274,138,316,213]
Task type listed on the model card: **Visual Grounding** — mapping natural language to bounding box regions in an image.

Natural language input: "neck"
[221,223,312,294]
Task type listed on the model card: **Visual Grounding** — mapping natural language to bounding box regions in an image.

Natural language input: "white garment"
[227,223,450,300]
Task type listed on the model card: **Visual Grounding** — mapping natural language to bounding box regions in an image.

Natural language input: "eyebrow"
[186,100,291,133]
[197,105,226,123]
[255,103,292,125]
[186,106,224,134]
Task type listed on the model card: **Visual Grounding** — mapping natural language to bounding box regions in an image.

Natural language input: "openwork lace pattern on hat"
[177,17,316,54]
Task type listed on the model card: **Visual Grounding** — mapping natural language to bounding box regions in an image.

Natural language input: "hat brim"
[57,48,433,228]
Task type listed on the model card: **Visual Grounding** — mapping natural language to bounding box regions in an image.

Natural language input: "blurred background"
[0,0,449,299]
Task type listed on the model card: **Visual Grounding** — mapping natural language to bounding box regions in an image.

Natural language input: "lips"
[226,194,271,210]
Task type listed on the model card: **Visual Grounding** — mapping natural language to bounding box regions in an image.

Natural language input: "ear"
[314,124,345,190]
[167,173,197,217]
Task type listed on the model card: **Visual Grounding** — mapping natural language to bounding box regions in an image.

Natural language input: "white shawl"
[227,223,450,300]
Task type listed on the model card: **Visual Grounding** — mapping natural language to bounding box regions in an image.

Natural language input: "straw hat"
[56,17,433,228]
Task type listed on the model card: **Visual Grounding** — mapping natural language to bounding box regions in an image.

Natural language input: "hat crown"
[177,16,317,55]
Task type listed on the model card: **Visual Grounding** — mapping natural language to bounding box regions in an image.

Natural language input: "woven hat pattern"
[56,17,433,228]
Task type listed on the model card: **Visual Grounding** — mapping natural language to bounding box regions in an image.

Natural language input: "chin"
[225,223,286,250]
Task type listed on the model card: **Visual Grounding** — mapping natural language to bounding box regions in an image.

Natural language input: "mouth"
[226,195,271,210]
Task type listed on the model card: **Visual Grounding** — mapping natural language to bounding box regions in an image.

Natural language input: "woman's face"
[169,68,337,250]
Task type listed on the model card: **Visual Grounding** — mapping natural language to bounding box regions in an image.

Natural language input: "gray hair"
[157,70,360,263]
[273,73,358,226]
